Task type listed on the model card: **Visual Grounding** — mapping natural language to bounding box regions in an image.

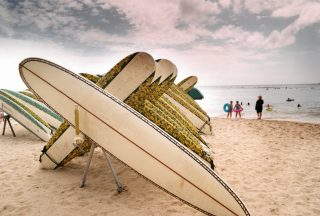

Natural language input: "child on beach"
[227,101,233,118]
[233,101,243,119]
[255,96,264,119]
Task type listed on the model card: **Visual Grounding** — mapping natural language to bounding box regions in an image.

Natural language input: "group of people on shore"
[226,101,243,119]
[226,96,264,119]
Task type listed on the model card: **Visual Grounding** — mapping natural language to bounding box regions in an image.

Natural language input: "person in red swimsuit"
[233,101,243,119]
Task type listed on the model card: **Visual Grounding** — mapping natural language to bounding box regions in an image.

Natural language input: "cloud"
[96,0,221,47]
[244,0,288,14]
[179,0,220,24]
[218,0,231,9]
[232,0,243,14]
[0,1,86,33]
[212,25,244,40]
[224,1,320,50]
[266,1,320,49]
[271,1,305,18]
[211,25,266,49]
[272,1,320,27]
[265,29,296,49]
[1,0,320,86]
[1,0,319,51]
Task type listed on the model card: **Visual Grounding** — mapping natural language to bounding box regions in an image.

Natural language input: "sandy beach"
[1,118,320,216]
[2,1,320,215]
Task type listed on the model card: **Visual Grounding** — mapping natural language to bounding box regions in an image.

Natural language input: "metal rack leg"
[78,142,123,193]
[2,117,7,136]
[79,143,96,188]
[103,150,123,193]
[7,117,16,137]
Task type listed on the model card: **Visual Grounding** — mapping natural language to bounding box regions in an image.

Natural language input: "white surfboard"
[152,60,209,145]
[178,76,198,92]
[150,60,211,134]
[159,75,211,134]
[39,52,156,169]
[114,57,213,166]
[41,52,209,169]
[172,83,208,116]
[19,58,250,216]
[168,84,209,120]
[163,93,211,134]
[0,91,51,141]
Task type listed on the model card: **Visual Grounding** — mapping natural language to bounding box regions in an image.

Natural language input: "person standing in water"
[227,101,233,118]
[255,96,264,119]
[233,101,243,119]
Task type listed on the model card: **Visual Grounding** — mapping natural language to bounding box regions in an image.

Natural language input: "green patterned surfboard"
[0,90,52,141]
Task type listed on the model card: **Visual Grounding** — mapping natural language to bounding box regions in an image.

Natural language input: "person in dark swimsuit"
[255,96,264,119]
[227,101,233,119]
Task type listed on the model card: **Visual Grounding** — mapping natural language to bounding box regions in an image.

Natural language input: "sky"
[0,0,320,90]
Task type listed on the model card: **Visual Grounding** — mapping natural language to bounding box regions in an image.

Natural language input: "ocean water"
[196,84,320,124]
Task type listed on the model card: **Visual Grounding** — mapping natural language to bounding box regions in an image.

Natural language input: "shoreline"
[1,119,320,215]
[211,115,320,125]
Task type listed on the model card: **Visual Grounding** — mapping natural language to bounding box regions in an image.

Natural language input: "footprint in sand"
[1,204,15,212]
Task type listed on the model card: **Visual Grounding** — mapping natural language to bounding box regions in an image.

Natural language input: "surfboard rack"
[2,114,16,137]
[79,142,124,193]
[73,105,123,193]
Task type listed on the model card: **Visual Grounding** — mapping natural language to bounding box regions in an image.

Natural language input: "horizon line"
[198,82,320,87]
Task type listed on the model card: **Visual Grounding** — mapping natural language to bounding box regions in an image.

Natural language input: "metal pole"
[79,143,96,188]
[7,116,16,137]
[2,116,7,136]
[76,103,122,192]
[103,150,123,193]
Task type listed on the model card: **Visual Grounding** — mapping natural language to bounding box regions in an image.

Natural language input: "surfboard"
[148,67,211,134]
[165,78,211,135]
[188,87,204,100]
[20,58,250,216]
[0,90,51,141]
[1,89,63,129]
[175,76,208,118]
[20,89,39,100]
[150,60,211,157]
[124,59,213,166]
[40,53,211,169]
[74,59,213,165]
[163,92,211,134]
[169,83,209,119]
[39,52,156,169]
[178,76,198,92]
[82,58,213,166]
